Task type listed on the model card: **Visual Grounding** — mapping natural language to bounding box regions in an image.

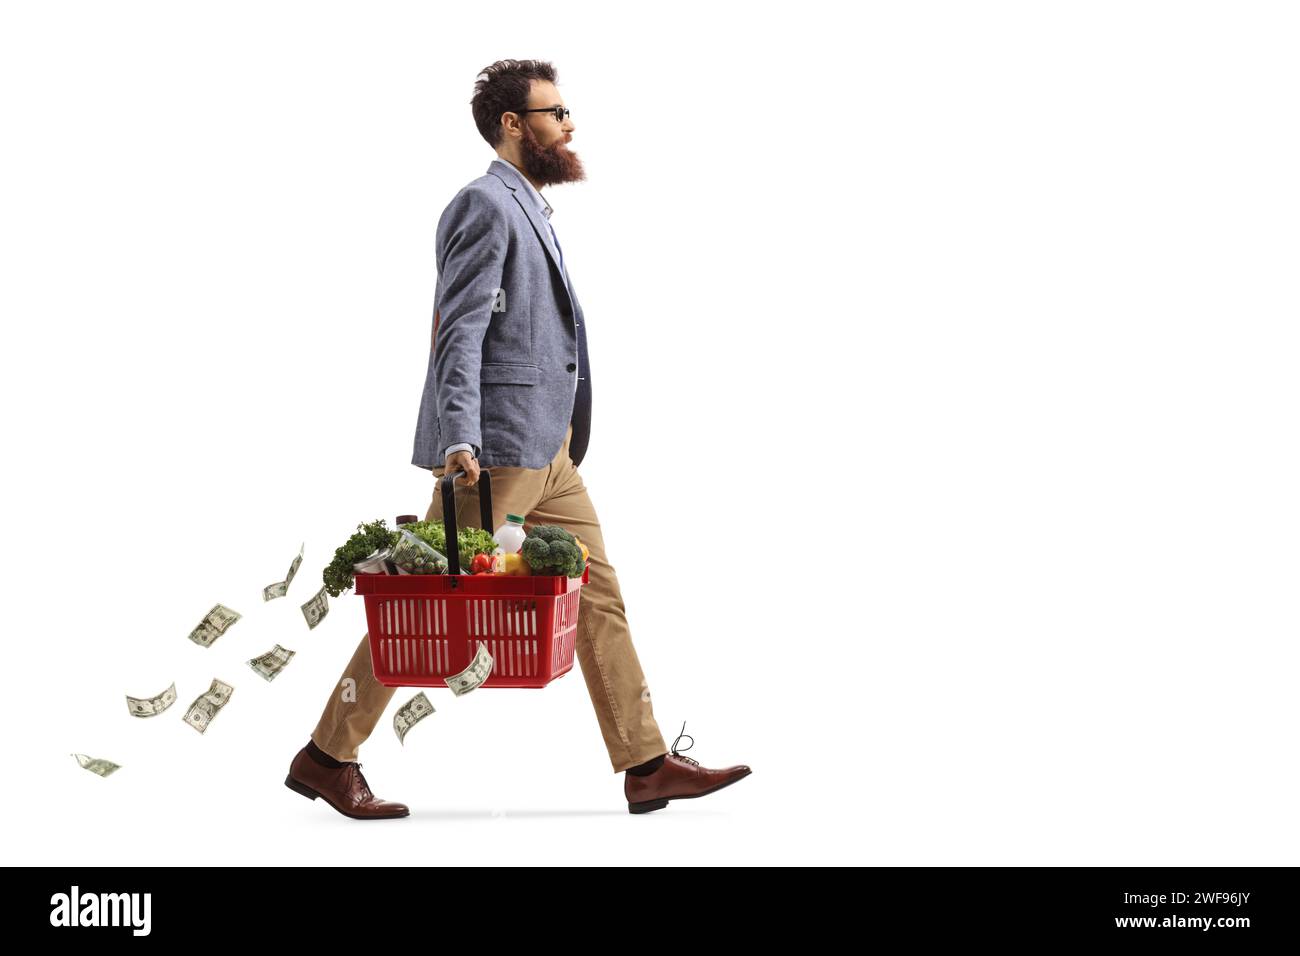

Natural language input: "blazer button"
[566,362,577,372]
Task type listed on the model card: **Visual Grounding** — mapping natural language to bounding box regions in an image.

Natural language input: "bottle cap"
[507,514,525,524]
[395,515,419,525]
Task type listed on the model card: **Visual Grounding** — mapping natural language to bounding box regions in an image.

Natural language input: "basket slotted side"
[356,568,589,688]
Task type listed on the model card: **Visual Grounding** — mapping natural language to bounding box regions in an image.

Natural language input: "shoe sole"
[284,774,410,820]
[627,768,753,814]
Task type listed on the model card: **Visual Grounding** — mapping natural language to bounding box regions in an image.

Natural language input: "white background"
[2,1,1297,866]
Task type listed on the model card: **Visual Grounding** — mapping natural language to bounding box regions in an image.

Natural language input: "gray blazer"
[411,159,591,471]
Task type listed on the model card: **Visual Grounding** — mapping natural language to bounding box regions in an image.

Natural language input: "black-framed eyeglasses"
[517,106,571,123]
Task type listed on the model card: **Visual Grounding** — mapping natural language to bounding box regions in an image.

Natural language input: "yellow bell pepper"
[500,552,531,576]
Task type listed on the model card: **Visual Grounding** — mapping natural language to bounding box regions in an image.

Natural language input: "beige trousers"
[310,423,669,773]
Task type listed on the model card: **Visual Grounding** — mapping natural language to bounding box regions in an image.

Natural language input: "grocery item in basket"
[351,546,394,575]
[493,514,528,554]
[324,519,399,597]
[467,552,506,574]
[390,529,448,575]
[521,525,586,577]
[400,519,498,573]
[499,552,531,576]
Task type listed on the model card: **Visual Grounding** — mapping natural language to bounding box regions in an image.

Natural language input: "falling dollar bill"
[187,604,242,648]
[247,645,296,682]
[182,678,235,734]
[263,543,305,601]
[301,586,329,630]
[126,681,178,717]
[72,753,121,777]
[393,691,435,744]
[445,641,494,696]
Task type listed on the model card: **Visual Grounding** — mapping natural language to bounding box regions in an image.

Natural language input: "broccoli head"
[521,533,585,577]
[530,524,577,546]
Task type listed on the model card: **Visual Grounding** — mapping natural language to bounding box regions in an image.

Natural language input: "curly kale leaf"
[322,519,398,598]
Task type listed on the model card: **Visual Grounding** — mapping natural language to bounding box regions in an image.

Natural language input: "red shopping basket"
[356,469,589,689]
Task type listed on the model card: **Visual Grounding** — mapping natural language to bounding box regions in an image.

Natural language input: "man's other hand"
[445,450,481,486]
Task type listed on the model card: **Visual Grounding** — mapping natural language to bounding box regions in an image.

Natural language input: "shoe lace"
[350,762,375,801]
[670,721,699,766]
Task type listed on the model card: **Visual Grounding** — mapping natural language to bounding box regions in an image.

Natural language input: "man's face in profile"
[515,79,585,186]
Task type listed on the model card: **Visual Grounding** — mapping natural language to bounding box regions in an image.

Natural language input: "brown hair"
[471,59,558,148]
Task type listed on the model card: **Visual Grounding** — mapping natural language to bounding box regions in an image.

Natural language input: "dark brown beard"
[518,119,586,186]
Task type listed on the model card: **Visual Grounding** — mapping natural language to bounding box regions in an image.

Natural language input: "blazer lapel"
[487,161,578,319]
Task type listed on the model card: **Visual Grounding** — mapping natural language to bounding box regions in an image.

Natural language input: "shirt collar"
[491,157,552,219]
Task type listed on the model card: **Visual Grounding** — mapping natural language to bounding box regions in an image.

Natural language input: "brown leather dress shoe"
[285,746,410,820]
[624,724,752,814]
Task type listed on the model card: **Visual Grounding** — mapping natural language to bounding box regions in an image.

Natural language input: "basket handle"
[437,469,494,575]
